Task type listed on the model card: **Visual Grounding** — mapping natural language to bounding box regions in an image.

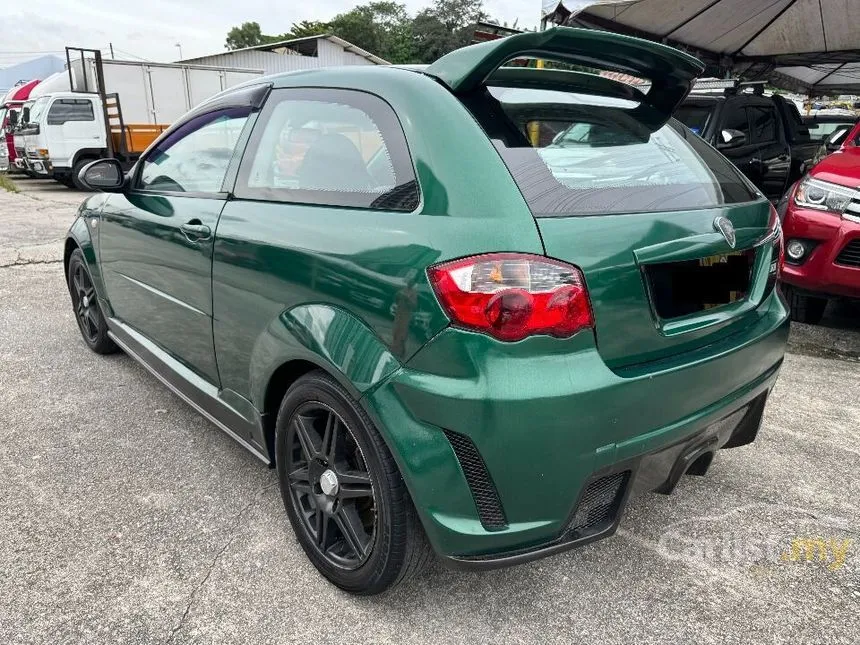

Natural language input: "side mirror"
[8,111,18,127]
[21,107,29,124]
[79,158,125,192]
[718,128,747,149]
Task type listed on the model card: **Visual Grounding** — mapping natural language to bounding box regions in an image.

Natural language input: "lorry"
[14,48,262,188]
[2,79,41,172]
[675,79,817,201]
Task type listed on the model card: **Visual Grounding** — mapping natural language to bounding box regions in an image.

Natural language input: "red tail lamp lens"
[428,253,593,342]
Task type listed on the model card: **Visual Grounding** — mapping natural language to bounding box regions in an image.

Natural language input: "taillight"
[427,253,593,342]
[768,205,784,277]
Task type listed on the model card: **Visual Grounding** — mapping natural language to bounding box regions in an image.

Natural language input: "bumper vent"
[443,429,507,530]
[835,240,860,267]
[569,471,630,538]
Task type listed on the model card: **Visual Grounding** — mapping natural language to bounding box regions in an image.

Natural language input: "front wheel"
[783,285,827,325]
[67,249,118,354]
[275,371,431,595]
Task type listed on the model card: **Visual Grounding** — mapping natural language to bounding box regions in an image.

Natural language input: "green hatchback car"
[67,28,789,594]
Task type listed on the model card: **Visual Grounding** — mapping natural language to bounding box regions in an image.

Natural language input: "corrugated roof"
[570,0,860,93]
[183,34,389,66]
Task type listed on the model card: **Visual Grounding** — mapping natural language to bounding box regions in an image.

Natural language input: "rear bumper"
[444,391,769,570]
[782,204,860,299]
[362,290,789,564]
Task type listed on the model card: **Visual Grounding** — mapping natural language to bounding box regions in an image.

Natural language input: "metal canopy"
[571,0,860,94]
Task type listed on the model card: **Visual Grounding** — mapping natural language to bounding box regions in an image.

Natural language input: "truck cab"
[20,92,105,186]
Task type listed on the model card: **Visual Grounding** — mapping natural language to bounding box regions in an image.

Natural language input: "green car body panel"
[66,27,789,566]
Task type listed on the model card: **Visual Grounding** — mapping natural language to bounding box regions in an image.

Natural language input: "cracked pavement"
[0,178,858,644]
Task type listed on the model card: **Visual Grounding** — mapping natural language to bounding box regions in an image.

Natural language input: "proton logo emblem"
[714,216,736,248]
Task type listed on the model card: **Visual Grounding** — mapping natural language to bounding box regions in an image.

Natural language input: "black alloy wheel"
[285,402,376,569]
[71,260,99,344]
[67,248,117,354]
[275,371,432,595]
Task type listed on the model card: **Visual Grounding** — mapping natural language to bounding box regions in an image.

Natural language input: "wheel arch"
[72,148,106,168]
[251,304,403,463]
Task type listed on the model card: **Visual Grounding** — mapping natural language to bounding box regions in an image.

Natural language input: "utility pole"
[175,43,183,60]
[109,42,114,59]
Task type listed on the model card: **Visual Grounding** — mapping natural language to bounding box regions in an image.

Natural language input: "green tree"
[225,21,271,50]
[412,0,486,63]
[287,20,330,39]
[328,2,415,64]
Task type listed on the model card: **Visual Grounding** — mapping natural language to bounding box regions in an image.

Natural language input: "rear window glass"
[470,86,759,217]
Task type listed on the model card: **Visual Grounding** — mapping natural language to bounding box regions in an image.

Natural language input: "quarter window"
[235,88,419,211]
[137,108,250,194]
[47,99,94,125]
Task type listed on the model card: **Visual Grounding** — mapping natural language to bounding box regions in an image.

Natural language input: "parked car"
[65,27,788,594]
[677,88,814,200]
[779,120,860,323]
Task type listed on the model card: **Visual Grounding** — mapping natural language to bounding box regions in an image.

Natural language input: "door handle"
[180,221,211,241]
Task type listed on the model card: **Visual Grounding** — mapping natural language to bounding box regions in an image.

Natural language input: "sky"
[0,0,543,67]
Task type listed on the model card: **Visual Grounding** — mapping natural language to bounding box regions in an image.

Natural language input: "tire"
[67,249,118,354]
[783,285,827,325]
[275,370,432,595]
[71,157,96,191]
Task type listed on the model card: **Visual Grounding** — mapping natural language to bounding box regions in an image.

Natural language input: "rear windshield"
[470,86,758,217]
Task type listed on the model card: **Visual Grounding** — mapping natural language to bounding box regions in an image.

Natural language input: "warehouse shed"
[178,35,389,76]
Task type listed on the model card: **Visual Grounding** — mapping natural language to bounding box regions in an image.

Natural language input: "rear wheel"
[783,285,827,325]
[275,371,431,595]
[67,249,118,354]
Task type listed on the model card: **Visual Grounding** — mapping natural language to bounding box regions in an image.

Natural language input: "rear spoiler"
[425,27,704,120]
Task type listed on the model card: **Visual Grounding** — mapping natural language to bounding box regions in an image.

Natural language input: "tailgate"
[537,201,779,369]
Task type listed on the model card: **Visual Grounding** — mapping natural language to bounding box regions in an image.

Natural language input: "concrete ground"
[1,176,858,644]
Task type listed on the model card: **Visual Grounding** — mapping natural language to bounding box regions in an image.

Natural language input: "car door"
[211,88,430,445]
[715,99,762,191]
[747,101,790,199]
[98,105,253,384]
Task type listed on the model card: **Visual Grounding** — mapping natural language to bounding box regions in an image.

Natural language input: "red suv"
[780,120,860,323]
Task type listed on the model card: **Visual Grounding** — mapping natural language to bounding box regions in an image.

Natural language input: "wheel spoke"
[291,415,317,461]
[84,287,95,300]
[337,470,372,499]
[321,411,339,463]
[334,505,368,558]
[288,466,312,493]
[72,268,82,294]
[85,308,99,335]
[315,511,330,550]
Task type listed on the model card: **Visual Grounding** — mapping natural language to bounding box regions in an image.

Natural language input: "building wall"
[184,40,377,77]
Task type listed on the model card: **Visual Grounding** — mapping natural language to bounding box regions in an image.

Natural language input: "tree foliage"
[225,22,273,50]
[225,0,489,63]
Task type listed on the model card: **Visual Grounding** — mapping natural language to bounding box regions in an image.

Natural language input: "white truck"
[15,48,262,188]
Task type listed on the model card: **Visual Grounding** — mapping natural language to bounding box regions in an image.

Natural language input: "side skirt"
[107,319,270,465]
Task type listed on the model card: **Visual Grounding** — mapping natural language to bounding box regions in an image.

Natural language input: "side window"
[137,108,250,194]
[721,105,751,140]
[47,99,94,125]
[749,106,777,143]
[235,88,419,211]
